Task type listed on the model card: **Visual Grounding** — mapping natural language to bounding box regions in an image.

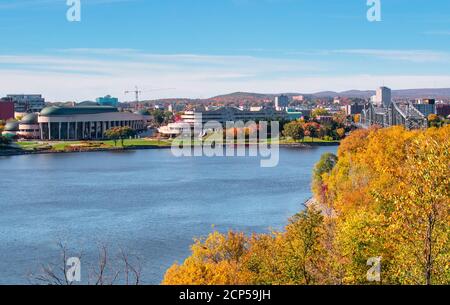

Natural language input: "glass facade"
[96,95,119,107]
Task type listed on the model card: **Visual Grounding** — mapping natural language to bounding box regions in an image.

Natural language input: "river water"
[0,146,337,284]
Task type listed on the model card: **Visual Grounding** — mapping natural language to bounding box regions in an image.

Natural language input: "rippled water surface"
[0,146,337,284]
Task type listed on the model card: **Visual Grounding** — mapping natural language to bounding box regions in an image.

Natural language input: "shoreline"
[0,141,339,157]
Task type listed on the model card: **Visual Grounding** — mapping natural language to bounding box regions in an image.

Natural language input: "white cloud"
[0,50,327,100]
[1,49,450,101]
[332,49,450,63]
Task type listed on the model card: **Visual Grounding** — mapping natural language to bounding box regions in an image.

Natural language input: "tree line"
[282,110,351,142]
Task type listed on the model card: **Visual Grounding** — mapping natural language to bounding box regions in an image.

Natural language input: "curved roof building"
[20,113,39,124]
[77,101,98,107]
[18,113,40,139]
[2,121,20,137]
[40,106,118,116]
[38,106,147,140]
[4,121,20,131]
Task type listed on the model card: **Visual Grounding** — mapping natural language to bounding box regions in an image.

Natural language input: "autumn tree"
[336,128,346,139]
[380,132,450,284]
[428,114,442,128]
[282,121,304,142]
[311,108,329,118]
[162,231,248,285]
[278,207,327,284]
[162,125,450,285]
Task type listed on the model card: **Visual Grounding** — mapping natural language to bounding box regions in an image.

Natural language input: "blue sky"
[1,0,450,101]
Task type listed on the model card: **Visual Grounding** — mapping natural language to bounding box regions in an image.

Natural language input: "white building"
[181,106,287,126]
[274,95,289,111]
[158,122,187,137]
[18,113,40,139]
[375,87,392,107]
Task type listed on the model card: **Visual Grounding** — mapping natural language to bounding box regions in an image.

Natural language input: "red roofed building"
[0,98,15,121]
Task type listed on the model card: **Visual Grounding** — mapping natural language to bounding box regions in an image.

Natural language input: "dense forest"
[162,125,449,285]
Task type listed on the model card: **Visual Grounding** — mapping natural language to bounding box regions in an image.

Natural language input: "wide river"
[0,146,337,284]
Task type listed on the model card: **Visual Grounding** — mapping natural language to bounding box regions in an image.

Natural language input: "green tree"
[311,108,329,118]
[118,126,136,146]
[151,109,173,127]
[313,153,338,185]
[0,135,12,145]
[282,121,304,142]
[104,127,120,146]
[312,153,338,203]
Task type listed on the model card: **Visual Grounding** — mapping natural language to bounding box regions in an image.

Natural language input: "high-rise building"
[420,98,436,105]
[413,103,436,117]
[96,95,119,107]
[413,98,436,117]
[274,95,289,111]
[344,103,364,115]
[6,94,45,113]
[375,87,392,107]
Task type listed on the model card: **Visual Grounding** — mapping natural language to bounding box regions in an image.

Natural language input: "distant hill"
[391,88,450,99]
[209,92,275,103]
[208,88,450,101]
[138,88,450,105]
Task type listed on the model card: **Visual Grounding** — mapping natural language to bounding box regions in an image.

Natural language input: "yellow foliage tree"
[163,126,450,285]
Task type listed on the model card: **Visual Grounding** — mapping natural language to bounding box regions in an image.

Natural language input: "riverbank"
[304,197,336,217]
[0,138,340,157]
[0,139,172,156]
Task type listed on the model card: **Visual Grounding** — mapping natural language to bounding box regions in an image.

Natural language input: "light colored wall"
[38,112,145,123]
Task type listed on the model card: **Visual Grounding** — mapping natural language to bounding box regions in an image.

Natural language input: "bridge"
[360,101,428,130]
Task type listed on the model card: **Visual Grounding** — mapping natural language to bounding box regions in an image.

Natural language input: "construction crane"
[124,86,143,103]
[124,86,175,109]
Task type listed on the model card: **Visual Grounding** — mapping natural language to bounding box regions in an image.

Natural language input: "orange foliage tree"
[163,126,450,285]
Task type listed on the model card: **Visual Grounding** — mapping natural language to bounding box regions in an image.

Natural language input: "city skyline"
[2,0,450,101]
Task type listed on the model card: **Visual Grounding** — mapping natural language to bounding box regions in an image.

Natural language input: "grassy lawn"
[279,137,340,144]
[16,141,39,147]
[15,141,51,151]
[12,136,338,153]
[98,138,172,147]
[51,142,84,151]
[15,138,173,152]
